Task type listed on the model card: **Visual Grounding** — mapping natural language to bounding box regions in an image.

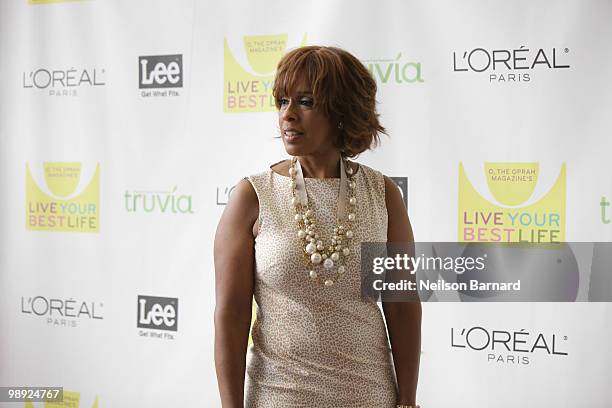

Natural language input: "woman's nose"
[281,99,298,121]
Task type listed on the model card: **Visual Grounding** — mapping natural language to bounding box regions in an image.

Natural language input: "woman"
[214,45,421,408]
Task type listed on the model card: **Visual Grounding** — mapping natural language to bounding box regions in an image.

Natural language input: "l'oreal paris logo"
[216,185,237,206]
[453,46,570,72]
[22,67,106,96]
[452,46,570,83]
[450,326,568,365]
[21,296,104,319]
[21,296,104,328]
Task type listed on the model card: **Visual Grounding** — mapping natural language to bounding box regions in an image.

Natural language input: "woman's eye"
[277,97,314,108]
[300,98,314,107]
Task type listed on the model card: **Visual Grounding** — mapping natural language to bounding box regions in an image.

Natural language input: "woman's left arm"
[382,176,422,406]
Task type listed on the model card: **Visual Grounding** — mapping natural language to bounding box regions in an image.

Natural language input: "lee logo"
[139,54,183,89]
[137,295,178,331]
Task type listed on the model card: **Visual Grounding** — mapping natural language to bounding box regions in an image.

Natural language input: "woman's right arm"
[214,179,258,408]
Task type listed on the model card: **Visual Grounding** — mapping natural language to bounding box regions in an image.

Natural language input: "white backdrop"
[1,0,611,407]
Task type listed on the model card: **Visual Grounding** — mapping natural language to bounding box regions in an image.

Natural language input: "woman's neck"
[297,152,343,179]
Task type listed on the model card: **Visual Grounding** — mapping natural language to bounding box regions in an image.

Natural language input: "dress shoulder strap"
[354,163,388,238]
[246,169,287,236]
[357,163,386,201]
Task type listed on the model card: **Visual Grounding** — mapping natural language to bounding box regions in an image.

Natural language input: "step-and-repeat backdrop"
[1,1,611,407]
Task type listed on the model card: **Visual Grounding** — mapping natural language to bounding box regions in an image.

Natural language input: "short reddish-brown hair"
[273,46,386,158]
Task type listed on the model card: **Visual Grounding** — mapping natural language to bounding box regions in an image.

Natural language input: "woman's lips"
[284,130,304,142]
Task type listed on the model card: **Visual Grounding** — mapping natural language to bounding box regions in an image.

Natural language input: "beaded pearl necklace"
[289,157,357,287]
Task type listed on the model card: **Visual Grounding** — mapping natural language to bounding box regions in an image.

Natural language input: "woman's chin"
[282,144,307,156]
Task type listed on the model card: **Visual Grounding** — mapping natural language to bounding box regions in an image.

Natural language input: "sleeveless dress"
[245,162,397,408]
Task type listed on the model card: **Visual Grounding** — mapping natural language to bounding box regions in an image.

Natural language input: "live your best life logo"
[458,163,566,243]
[20,295,104,328]
[26,162,100,233]
[22,66,105,97]
[450,325,568,365]
[223,33,307,113]
[452,45,570,83]
[138,54,183,97]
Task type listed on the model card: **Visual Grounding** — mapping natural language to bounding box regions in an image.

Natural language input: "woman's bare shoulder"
[222,178,259,226]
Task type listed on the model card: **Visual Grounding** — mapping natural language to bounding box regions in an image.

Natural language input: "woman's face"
[277,79,336,157]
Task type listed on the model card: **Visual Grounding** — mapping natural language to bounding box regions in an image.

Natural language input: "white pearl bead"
[349,197,356,205]
[338,225,344,231]
[309,238,316,243]
[347,167,354,175]
[316,244,324,251]
[304,219,310,225]
[323,258,334,269]
[336,239,342,245]
[305,210,312,217]
[347,213,355,221]
[314,234,319,239]
[331,252,340,261]
[311,253,322,264]
[290,180,296,189]
[335,245,342,251]
[345,230,354,239]
[338,266,345,274]
[349,181,356,189]
[297,230,306,239]
[294,214,301,222]
[305,243,316,254]
[289,167,296,176]
[309,270,317,279]
[343,248,350,256]
[322,253,327,259]
[324,279,334,286]
[291,197,299,206]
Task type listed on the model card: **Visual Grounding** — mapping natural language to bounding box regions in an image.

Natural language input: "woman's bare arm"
[214,179,258,408]
[381,175,422,406]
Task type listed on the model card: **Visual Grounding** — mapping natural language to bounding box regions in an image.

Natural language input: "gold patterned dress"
[245,162,397,407]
